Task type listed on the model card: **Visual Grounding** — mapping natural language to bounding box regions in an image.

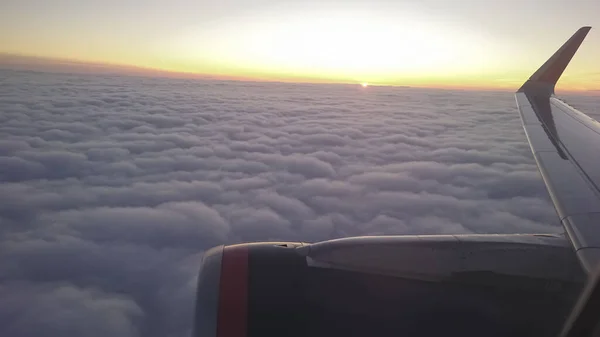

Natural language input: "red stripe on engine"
[217,245,249,337]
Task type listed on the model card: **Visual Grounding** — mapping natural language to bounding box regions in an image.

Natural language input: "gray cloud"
[0,283,143,337]
[1,68,599,336]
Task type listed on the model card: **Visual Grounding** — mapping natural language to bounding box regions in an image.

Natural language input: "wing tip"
[580,24,592,36]
[518,26,592,94]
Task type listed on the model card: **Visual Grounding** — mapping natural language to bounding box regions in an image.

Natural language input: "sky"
[1,0,599,90]
[1,70,600,336]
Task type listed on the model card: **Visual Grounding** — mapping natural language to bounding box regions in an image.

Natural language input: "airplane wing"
[515,26,600,273]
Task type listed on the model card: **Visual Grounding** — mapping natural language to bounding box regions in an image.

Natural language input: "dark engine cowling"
[193,237,583,337]
[193,242,308,337]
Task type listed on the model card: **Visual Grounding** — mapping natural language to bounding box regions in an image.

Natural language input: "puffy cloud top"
[1,68,599,336]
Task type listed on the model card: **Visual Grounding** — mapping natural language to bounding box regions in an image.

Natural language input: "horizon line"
[0,52,597,94]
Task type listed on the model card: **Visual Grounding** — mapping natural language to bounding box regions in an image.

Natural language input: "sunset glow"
[1,1,599,91]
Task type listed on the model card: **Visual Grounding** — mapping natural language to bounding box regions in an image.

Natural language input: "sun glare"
[172,8,515,85]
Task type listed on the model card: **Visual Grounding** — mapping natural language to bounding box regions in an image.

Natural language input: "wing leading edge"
[515,26,600,273]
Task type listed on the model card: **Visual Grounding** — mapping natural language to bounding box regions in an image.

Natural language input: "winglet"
[518,26,591,94]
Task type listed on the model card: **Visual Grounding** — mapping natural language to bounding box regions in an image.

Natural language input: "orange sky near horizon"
[1,0,599,91]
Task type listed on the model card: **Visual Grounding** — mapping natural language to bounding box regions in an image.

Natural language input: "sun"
[361,82,368,88]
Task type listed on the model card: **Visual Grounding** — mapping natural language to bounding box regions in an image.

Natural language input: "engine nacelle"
[194,242,308,337]
[193,235,583,337]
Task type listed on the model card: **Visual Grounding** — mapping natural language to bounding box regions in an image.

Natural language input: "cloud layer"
[1,68,599,336]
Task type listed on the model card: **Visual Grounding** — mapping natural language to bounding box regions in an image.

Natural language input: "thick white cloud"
[1,68,599,336]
